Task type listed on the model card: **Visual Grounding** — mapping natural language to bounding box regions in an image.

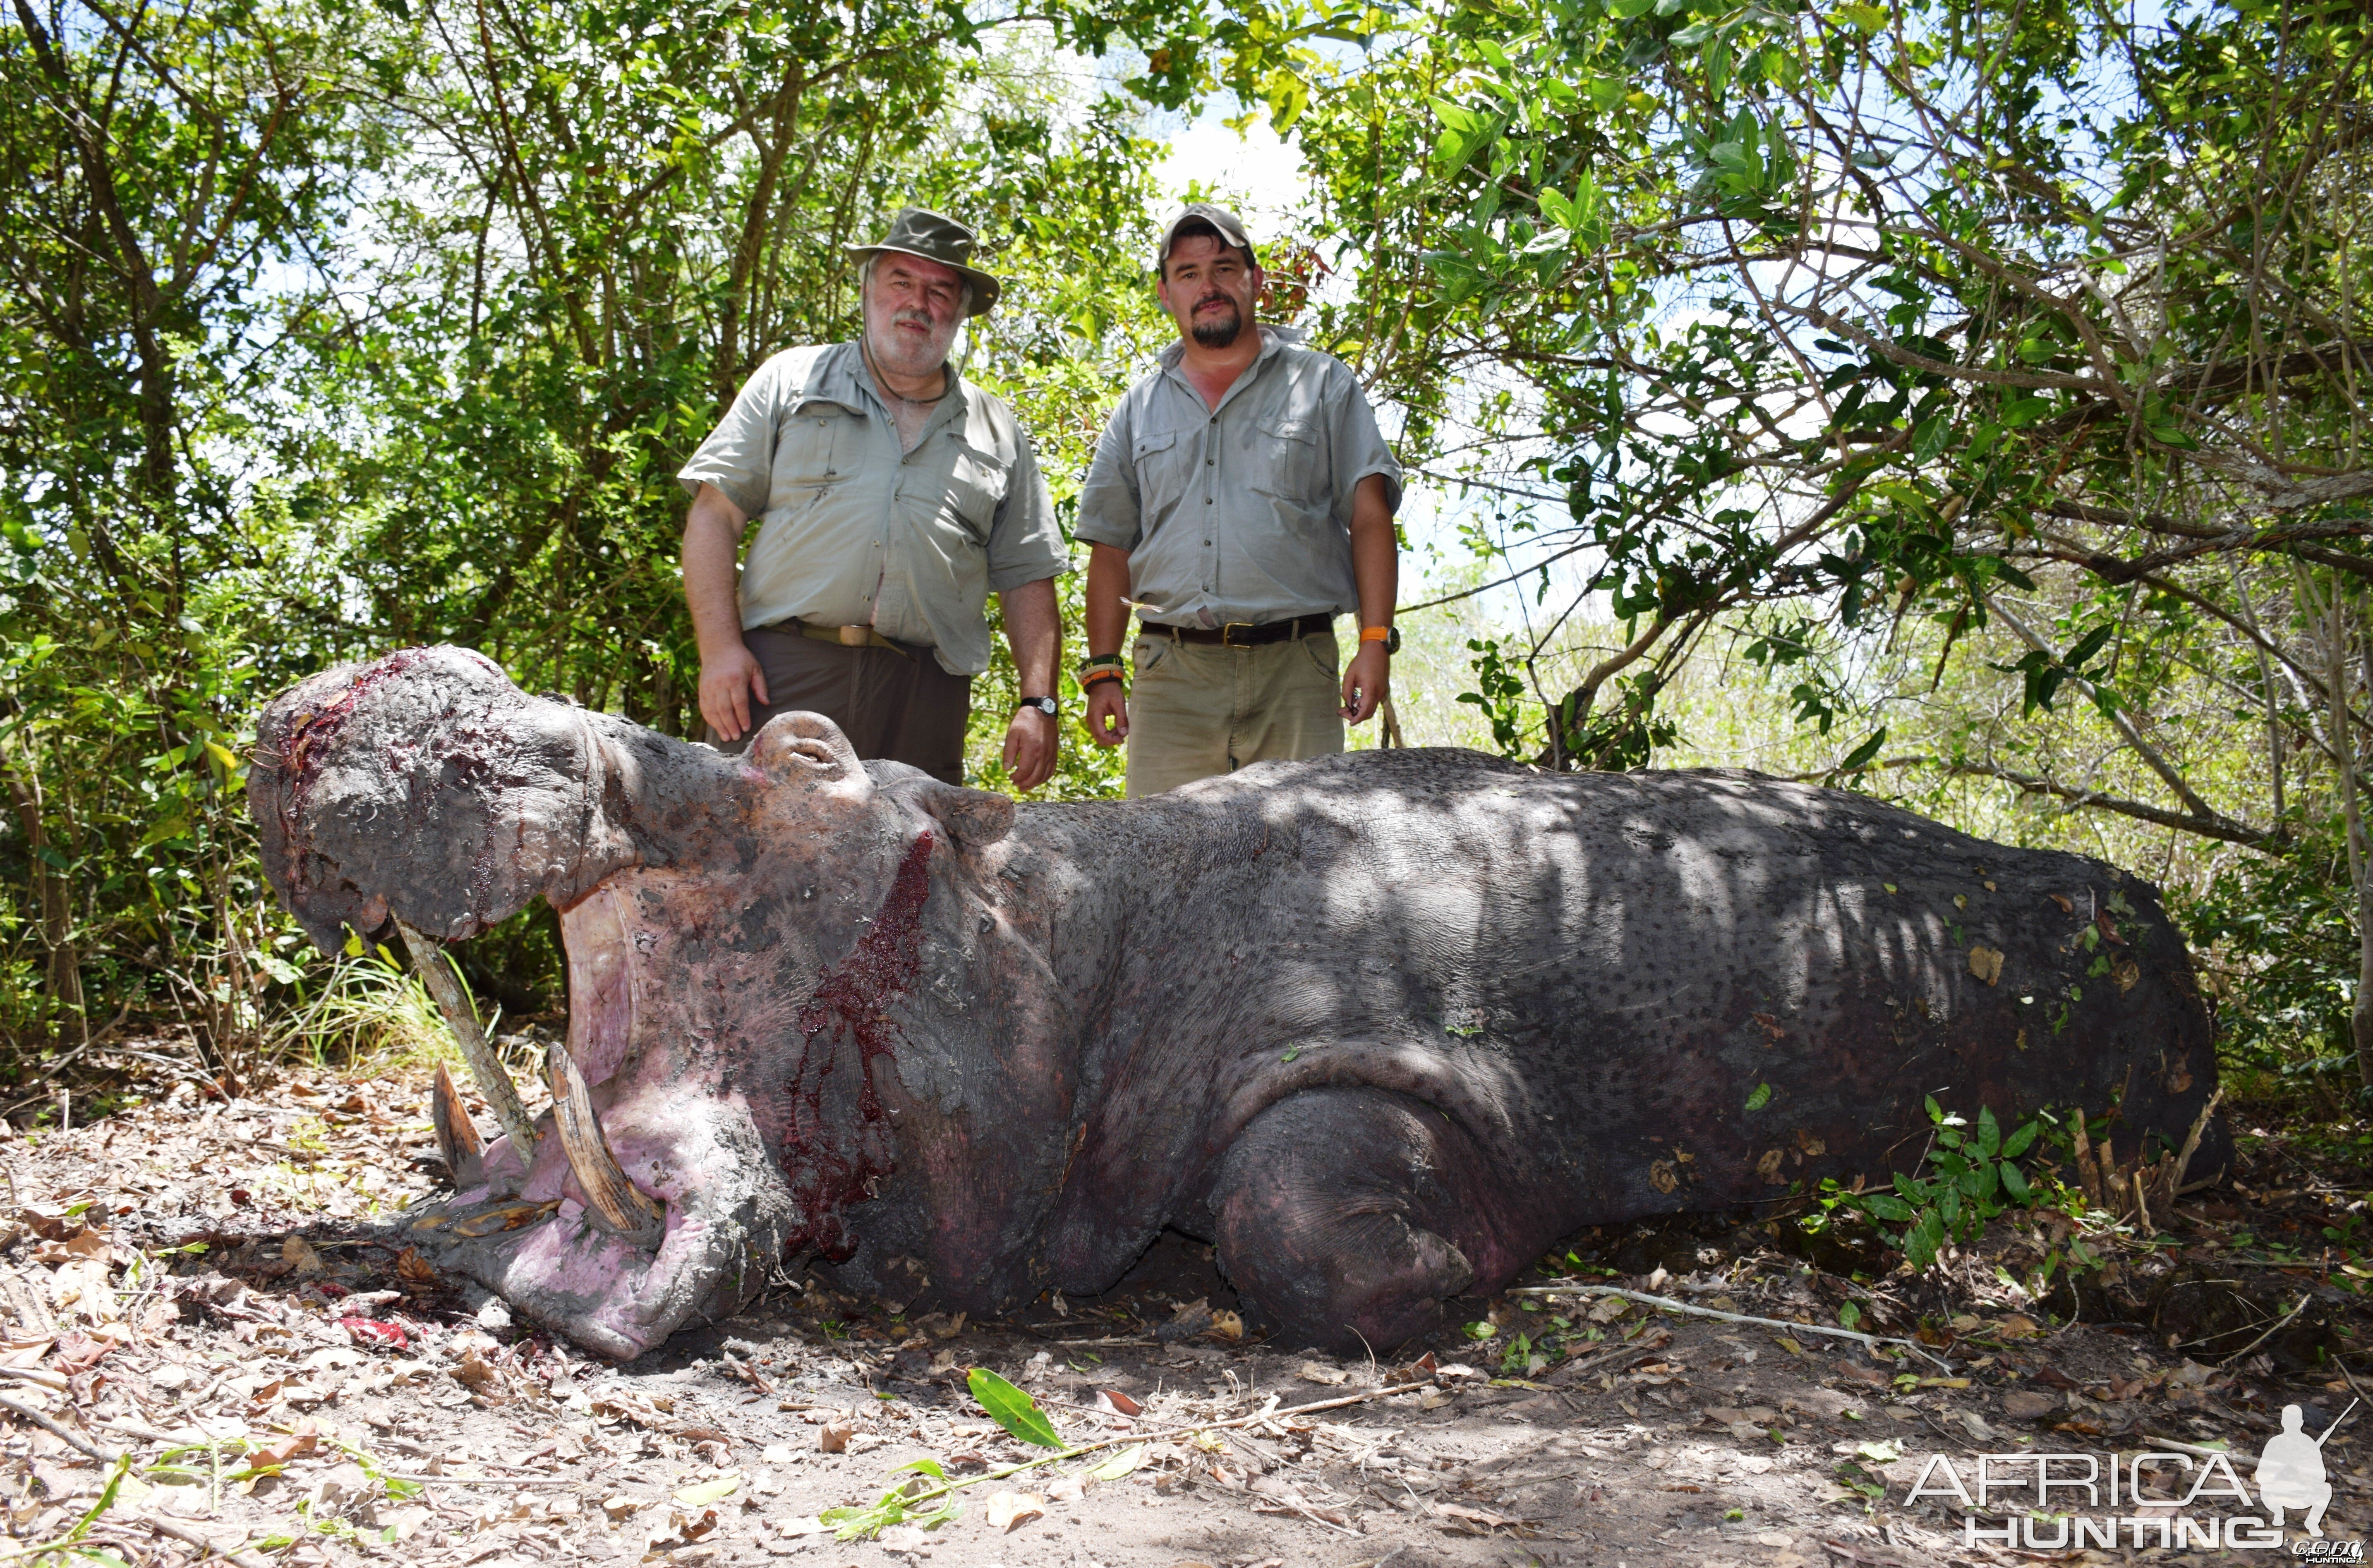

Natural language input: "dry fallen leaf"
[1968,946,2004,985]
[1096,1388,1143,1416]
[985,1490,1043,1532]
[817,1421,854,1454]
[282,1235,325,1277]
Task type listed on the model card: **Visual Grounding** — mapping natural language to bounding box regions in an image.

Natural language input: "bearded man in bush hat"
[678,207,1066,790]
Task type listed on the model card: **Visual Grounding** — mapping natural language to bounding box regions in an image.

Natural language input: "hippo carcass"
[250,646,2221,1359]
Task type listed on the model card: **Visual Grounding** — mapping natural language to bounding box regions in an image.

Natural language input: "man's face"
[863,253,968,379]
[1158,234,1261,350]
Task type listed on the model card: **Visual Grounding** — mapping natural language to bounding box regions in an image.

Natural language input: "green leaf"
[671,1475,740,1508]
[2001,1119,2041,1160]
[966,1367,1064,1449]
[2001,1162,2032,1203]
[1904,1209,1946,1271]
[1836,728,1886,773]
[1744,1082,1773,1111]
[1086,1444,1148,1482]
[1975,1106,2001,1159]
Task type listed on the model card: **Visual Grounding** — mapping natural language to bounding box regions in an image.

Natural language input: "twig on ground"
[2219,1293,2312,1366]
[142,1516,282,1568]
[2140,1434,2260,1471]
[0,1392,123,1463]
[0,1364,70,1392]
[1505,1284,1954,1371]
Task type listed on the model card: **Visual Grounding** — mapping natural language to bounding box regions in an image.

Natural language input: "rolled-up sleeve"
[676,359,783,520]
[1326,365,1403,526]
[1073,397,1143,551]
[985,431,1069,591]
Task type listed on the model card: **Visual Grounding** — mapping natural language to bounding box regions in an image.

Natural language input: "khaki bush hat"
[847,208,1000,317]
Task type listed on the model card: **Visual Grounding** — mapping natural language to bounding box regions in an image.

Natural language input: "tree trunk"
[3,766,79,1030]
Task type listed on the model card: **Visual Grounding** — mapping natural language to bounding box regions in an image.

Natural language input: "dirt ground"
[3,1045,2371,1568]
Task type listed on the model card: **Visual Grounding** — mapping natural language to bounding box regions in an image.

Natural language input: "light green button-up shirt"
[1074,327,1402,628]
[677,342,1066,676]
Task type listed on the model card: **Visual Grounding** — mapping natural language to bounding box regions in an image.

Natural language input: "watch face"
[1020,697,1057,716]
[1388,626,1403,655]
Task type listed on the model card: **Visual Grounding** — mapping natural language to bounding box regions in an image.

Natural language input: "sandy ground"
[0,1054,2368,1567]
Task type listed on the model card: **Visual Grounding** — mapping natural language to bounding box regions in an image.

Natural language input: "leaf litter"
[0,1051,2369,1564]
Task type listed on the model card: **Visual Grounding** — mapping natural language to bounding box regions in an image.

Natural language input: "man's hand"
[1085,679,1129,747]
[1341,642,1390,724]
[699,639,770,743]
[1003,706,1058,792]
[683,482,765,742]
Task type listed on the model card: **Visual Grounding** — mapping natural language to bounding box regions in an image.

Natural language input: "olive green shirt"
[677,342,1066,676]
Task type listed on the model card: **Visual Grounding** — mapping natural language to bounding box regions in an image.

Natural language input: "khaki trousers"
[1124,628,1344,798]
[708,623,971,784]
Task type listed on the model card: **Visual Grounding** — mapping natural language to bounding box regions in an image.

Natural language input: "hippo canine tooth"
[547,1042,666,1245]
[429,1062,486,1188]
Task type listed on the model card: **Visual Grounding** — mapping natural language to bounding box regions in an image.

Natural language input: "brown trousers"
[707,623,972,784]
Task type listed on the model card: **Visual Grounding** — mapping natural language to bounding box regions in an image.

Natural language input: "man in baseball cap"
[1072,202,1403,795]
[676,208,1067,790]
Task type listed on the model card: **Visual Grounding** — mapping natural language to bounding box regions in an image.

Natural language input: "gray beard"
[867,318,956,382]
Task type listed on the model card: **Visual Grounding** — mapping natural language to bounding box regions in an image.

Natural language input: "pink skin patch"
[443,833,939,1358]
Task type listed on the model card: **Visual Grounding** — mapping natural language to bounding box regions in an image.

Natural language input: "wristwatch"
[1016,696,1058,717]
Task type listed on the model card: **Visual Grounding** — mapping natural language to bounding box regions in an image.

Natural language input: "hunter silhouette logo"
[1904,1399,2362,1551]
[2257,1402,2345,1539]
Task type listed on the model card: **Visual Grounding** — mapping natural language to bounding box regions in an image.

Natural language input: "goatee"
[1191,305,1242,349]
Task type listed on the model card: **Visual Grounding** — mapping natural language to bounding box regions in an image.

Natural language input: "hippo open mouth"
[253,646,1017,1358]
[257,646,2224,1362]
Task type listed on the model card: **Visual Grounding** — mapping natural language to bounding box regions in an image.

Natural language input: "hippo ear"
[747,712,865,783]
[895,776,1015,849]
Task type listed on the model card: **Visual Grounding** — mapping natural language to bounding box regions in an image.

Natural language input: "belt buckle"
[838,625,869,647]
[1220,621,1256,649]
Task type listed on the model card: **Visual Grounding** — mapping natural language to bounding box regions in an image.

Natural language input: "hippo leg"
[1209,1087,1510,1355]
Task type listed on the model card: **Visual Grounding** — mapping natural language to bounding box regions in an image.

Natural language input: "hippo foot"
[1209,1087,1507,1355]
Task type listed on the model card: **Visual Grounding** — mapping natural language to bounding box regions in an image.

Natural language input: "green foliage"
[1806,1099,2054,1271]
[820,1458,962,1543]
[966,1366,1065,1449]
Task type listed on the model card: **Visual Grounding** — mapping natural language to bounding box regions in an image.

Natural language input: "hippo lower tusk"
[396,919,538,1154]
[547,1042,665,1245]
[429,1062,486,1188]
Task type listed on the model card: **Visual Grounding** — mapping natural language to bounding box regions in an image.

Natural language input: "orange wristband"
[1360,626,1393,643]
[1081,668,1124,692]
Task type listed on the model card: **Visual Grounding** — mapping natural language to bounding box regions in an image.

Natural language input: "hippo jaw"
[253,647,1021,1356]
[432,1081,799,1360]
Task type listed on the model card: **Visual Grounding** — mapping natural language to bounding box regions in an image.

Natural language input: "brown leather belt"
[1138,615,1333,648]
[791,619,915,659]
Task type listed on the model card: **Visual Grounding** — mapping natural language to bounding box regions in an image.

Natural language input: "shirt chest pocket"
[941,440,1011,542]
[772,407,851,491]
[1131,427,1195,503]
[1248,414,1323,505]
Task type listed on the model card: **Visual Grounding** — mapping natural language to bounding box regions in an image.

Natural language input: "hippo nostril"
[545,1043,666,1247]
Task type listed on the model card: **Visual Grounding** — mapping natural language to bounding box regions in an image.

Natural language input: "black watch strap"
[1017,696,1058,717]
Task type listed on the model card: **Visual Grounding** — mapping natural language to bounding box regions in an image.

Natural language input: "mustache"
[1195,292,1237,312]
